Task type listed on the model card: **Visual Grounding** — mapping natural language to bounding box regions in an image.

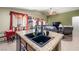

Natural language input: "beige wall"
[0,7,46,32]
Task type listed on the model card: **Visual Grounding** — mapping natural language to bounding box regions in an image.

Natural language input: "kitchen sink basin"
[32,35,51,47]
[25,33,35,39]
[25,33,52,47]
[25,32,43,38]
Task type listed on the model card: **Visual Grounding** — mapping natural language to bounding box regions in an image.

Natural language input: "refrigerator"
[72,16,79,39]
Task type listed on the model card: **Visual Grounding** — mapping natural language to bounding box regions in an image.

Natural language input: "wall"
[47,10,79,25]
[0,7,47,32]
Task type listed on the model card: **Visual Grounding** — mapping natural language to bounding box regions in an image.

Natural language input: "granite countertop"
[16,30,63,51]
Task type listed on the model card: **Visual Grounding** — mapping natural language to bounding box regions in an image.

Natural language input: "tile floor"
[61,30,79,51]
[0,31,79,51]
[0,39,16,51]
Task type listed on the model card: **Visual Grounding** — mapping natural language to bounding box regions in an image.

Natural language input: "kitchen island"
[16,30,63,51]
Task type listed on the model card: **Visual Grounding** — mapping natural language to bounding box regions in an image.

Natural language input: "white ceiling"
[12,7,79,16]
[18,7,79,13]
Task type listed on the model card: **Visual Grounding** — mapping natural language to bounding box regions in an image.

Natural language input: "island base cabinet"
[53,41,61,51]
[27,44,35,51]
[21,39,35,51]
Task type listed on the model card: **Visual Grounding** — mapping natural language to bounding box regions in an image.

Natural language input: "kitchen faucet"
[35,20,44,36]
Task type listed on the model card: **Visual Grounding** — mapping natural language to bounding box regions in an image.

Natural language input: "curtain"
[10,11,28,31]
[13,15,17,27]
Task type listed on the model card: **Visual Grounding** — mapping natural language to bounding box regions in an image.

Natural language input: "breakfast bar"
[16,30,63,51]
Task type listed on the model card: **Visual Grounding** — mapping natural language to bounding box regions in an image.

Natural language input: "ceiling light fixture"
[48,8,57,16]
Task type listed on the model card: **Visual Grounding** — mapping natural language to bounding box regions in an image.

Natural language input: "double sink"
[25,32,52,47]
